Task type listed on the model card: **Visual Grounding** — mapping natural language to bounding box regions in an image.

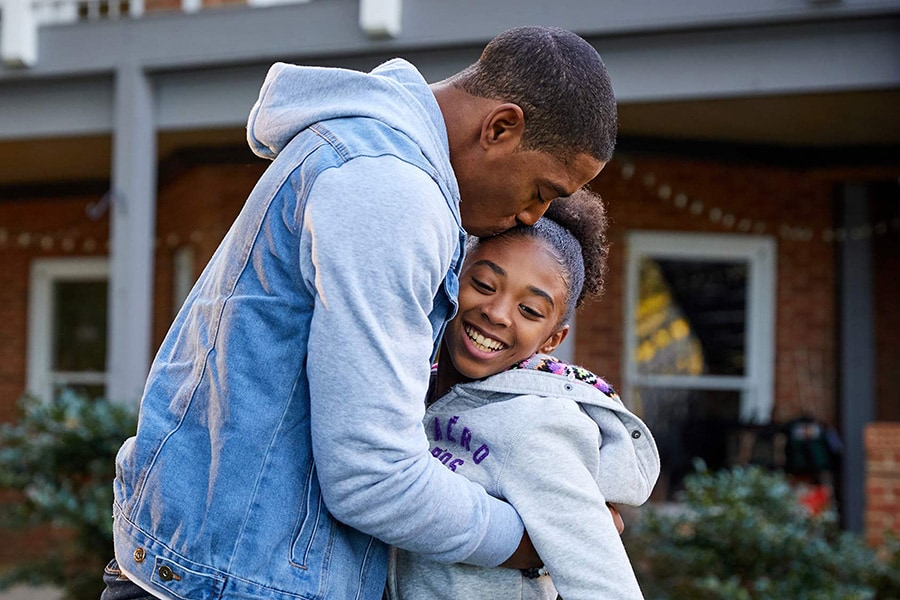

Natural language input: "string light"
[0,190,228,254]
[0,226,218,254]
[616,159,900,243]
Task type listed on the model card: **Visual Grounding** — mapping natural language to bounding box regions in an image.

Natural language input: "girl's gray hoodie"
[388,355,660,600]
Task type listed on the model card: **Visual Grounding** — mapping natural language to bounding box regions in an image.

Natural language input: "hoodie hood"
[462,354,661,505]
[246,59,455,189]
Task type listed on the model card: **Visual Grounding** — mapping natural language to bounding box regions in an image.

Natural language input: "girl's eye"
[520,304,544,319]
[472,278,494,292]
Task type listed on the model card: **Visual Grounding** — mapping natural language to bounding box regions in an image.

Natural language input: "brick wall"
[581,155,838,425]
[865,422,900,547]
[0,195,110,421]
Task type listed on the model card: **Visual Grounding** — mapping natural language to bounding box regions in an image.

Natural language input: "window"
[27,257,109,401]
[624,232,775,499]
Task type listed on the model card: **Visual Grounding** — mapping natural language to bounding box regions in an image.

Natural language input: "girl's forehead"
[467,233,549,261]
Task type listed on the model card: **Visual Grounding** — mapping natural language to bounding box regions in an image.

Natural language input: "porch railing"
[1,0,401,68]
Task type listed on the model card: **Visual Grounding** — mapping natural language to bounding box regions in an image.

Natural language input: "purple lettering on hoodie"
[433,417,442,441]
[472,444,490,464]
[446,416,459,442]
[460,427,472,451]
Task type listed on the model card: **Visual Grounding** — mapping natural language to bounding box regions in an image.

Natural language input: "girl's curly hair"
[542,186,610,308]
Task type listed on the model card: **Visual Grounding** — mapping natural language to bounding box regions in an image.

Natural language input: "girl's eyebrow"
[472,259,505,277]
[528,286,555,307]
[472,259,555,307]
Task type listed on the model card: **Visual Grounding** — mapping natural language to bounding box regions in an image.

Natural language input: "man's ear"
[479,103,525,151]
[539,326,569,355]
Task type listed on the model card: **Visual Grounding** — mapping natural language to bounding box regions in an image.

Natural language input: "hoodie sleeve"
[498,401,646,600]
[301,155,525,567]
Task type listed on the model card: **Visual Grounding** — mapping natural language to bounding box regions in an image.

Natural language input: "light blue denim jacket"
[111,59,525,600]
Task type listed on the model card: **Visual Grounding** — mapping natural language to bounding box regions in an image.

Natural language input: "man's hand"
[608,503,625,534]
[501,504,625,570]
[499,531,541,569]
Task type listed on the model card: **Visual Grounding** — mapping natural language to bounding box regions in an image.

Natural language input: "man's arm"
[301,156,525,567]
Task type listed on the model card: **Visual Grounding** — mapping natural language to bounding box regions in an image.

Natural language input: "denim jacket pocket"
[289,464,330,570]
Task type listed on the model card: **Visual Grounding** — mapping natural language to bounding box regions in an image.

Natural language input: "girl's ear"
[539,326,569,354]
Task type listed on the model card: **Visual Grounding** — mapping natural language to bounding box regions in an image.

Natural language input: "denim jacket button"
[133,547,145,563]
[158,565,174,581]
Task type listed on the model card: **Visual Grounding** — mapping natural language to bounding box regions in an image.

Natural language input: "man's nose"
[515,202,551,227]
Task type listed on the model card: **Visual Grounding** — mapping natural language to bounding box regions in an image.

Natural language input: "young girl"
[386,190,660,600]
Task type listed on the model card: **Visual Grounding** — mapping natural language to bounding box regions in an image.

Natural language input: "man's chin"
[462,225,491,238]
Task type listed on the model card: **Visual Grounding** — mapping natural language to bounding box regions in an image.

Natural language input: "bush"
[623,464,900,600]
[0,391,136,600]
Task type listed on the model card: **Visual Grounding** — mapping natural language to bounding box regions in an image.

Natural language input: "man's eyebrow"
[528,286,555,307]
[472,260,506,277]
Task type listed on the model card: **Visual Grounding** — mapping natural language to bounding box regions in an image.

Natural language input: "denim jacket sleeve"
[300,155,525,567]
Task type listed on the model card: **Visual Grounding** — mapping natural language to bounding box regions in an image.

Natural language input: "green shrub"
[624,464,900,600]
[0,391,136,600]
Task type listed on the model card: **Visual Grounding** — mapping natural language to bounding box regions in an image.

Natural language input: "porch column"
[839,183,876,533]
[107,63,157,406]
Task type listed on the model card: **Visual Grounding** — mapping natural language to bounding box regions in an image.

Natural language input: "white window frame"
[623,232,776,423]
[172,244,195,316]
[27,256,110,401]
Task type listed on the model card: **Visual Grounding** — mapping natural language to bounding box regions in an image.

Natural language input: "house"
[1,0,898,566]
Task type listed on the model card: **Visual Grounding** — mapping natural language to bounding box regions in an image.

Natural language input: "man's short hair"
[450,26,618,163]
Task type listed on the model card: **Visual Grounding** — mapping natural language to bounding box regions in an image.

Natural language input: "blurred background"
[0,0,898,597]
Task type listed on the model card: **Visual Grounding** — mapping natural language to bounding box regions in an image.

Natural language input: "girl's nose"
[481,299,513,327]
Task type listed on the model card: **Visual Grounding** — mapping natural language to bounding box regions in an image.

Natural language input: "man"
[103,26,617,600]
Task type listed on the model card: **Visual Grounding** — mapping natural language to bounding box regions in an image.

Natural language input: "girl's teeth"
[466,326,504,352]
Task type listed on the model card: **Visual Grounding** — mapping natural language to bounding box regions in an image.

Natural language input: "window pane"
[53,383,106,402]
[635,387,742,501]
[52,280,107,372]
[635,257,747,377]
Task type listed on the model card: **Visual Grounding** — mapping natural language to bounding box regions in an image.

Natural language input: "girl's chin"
[450,352,498,380]
[453,354,523,381]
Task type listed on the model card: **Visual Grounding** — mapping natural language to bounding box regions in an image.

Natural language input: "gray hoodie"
[388,356,660,600]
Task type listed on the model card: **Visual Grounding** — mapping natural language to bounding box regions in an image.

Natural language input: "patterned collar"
[508,354,618,399]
